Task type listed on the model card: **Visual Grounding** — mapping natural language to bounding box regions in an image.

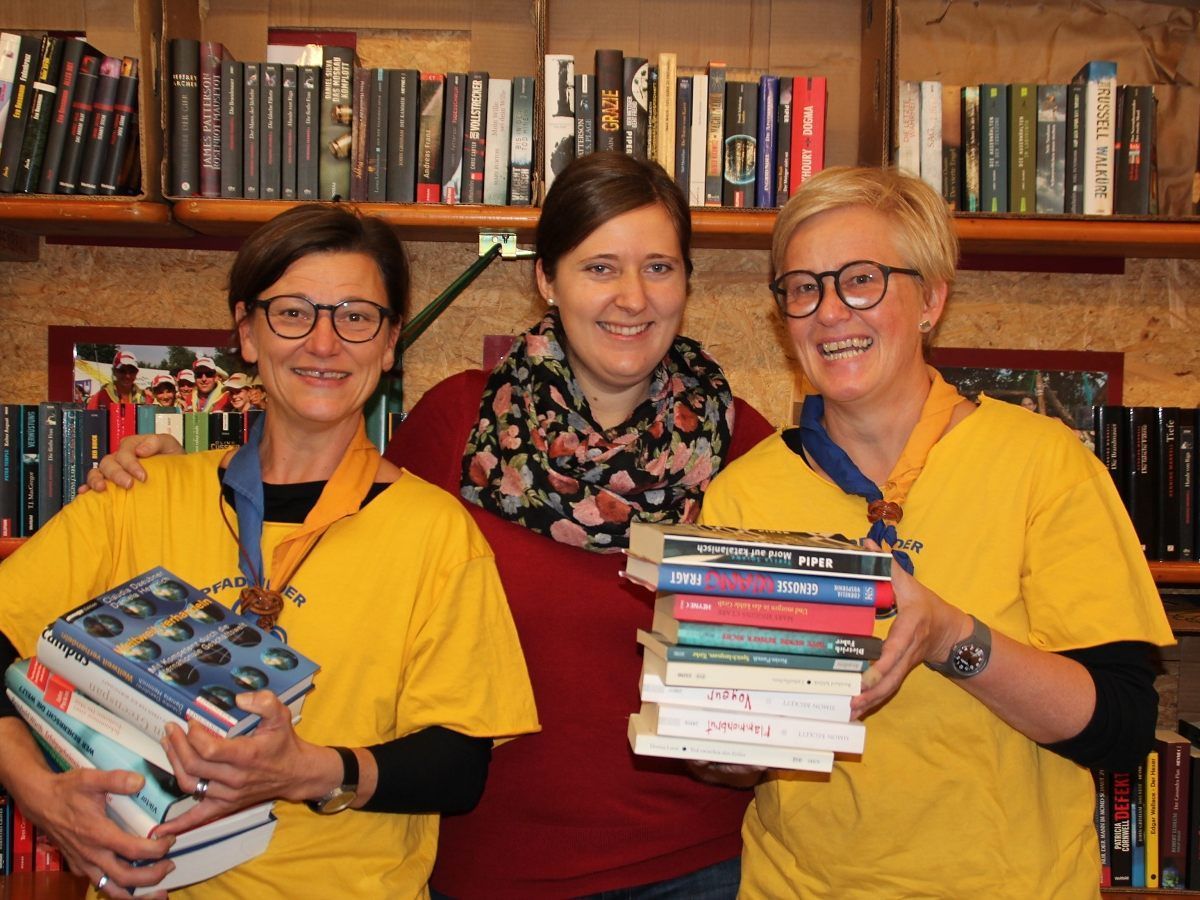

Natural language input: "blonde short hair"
[771,166,959,291]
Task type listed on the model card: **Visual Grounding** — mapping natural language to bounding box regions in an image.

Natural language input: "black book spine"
[36,402,62,530]
[385,68,418,203]
[98,58,139,195]
[441,72,466,204]
[260,62,281,199]
[704,64,726,205]
[19,404,39,537]
[1093,404,1129,505]
[722,80,757,208]
[594,49,623,154]
[199,41,223,198]
[169,38,200,196]
[1157,407,1181,561]
[674,76,692,196]
[0,404,19,537]
[366,67,387,202]
[297,65,320,200]
[1125,405,1159,560]
[1114,84,1153,216]
[37,38,86,194]
[574,73,594,158]
[0,35,41,193]
[280,64,297,200]
[416,73,444,203]
[774,76,792,205]
[622,57,648,159]
[242,62,260,199]
[461,70,487,203]
[1064,82,1086,214]
[76,56,121,195]
[1182,412,1197,562]
[349,66,369,202]
[56,54,99,194]
[220,59,243,198]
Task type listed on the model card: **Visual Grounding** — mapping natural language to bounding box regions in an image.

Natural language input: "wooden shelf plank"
[0,197,190,239]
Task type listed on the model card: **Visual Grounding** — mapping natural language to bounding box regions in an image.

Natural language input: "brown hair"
[771,166,958,291]
[227,204,410,320]
[535,152,693,281]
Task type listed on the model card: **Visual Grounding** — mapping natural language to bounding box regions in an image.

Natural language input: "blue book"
[624,556,891,608]
[47,567,319,737]
[756,75,778,208]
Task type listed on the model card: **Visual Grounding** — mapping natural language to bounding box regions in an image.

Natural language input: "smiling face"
[114,365,138,395]
[194,368,218,396]
[236,251,398,436]
[782,205,946,411]
[535,203,687,423]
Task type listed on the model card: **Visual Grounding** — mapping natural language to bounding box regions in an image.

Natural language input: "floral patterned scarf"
[461,310,735,553]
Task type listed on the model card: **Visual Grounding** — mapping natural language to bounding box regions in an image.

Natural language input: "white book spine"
[919,80,942,193]
[688,73,707,206]
[640,664,854,723]
[896,80,921,177]
[542,54,575,195]
[647,701,866,754]
[155,411,185,443]
[628,711,834,772]
[1081,63,1117,215]
[483,78,512,205]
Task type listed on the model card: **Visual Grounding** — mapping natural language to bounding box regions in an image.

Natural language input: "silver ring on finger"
[192,776,210,801]
[96,873,110,891]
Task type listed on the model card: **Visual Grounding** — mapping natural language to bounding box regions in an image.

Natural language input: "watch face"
[952,643,987,675]
[318,789,356,814]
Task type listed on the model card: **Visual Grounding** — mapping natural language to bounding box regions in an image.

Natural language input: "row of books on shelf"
[1093,405,1198,563]
[169,38,537,205]
[0,566,320,890]
[0,32,141,197]
[0,795,62,874]
[0,403,263,539]
[899,61,1153,216]
[545,50,826,209]
[1092,724,1200,890]
[621,522,891,770]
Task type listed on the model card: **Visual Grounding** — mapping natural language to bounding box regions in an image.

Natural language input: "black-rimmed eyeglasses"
[248,295,397,343]
[769,260,922,319]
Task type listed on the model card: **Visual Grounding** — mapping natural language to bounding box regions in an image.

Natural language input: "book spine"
[1157,407,1181,560]
[318,46,354,201]
[242,64,264,200]
[135,403,158,435]
[688,72,707,206]
[961,85,981,211]
[674,76,692,196]
[11,801,32,872]
[1146,750,1160,889]
[440,71,466,203]
[365,67,387,202]
[1035,84,1067,213]
[55,53,99,194]
[386,68,418,202]
[941,83,961,209]
[1095,769,1112,888]
[59,406,79,504]
[648,561,890,607]
[1007,82,1036,213]
[483,77,511,205]
[1125,406,1158,559]
[508,75,534,205]
[36,402,62,529]
[980,83,1008,212]
[542,57,574,194]
[36,37,83,194]
[629,711,834,772]
[0,405,18,536]
[217,59,242,198]
[657,641,870,673]
[416,72,444,203]
[168,39,200,196]
[655,536,891,578]
[1133,761,1147,887]
[622,57,648,160]
[918,80,942,195]
[0,32,22,155]
[640,663,854,722]
[755,75,777,208]
[1180,414,1196,562]
[0,36,40,192]
[665,617,882,659]
[1093,404,1128,502]
[645,701,865,754]
[108,402,136,452]
[461,71,487,203]
[198,42,223,198]
[594,49,622,154]
[349,66,369,201]
[704,63,725,205]
[655,52,677,175]
[895,79,920,177]
[1189,749,1200,889]
[721,80,756,208]
[646,64,657,164]
[76,57,121,195]
[280,65,298,200]
[1114,84,1153,215]
[98,58,138,195]
[573,73,594,159]
[297,65,320,200]
[670,592,877,637]
[1075,60,1117,215]
[260,63,282,200]
[774,76,792,205]
[1112,768,1134,886]
[19,404,39,537]
[74,409,106,494]
[1064,82,1086,213]
[794,76,826,189]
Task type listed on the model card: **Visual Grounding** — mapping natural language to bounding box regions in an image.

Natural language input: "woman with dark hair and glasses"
[695,166,1173,897]
[0,204,537,898]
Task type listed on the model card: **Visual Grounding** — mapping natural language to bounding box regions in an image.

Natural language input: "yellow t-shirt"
[699,397,1174,899]
[0,451,539,899]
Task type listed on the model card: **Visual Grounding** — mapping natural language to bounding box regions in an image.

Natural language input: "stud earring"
[918,319,932,333]
[546,297,556,306]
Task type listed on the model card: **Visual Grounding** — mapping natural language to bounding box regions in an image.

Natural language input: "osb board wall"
[1,243,1199,425]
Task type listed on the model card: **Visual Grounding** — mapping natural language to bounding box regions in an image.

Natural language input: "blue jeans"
[429,856,741,900]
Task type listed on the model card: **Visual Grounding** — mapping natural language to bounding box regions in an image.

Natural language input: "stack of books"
[623,522,892,773]
[4,566,320,892]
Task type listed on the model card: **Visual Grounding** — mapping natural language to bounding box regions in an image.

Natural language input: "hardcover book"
[980,83,1008,212]
[508,75,534,205]
[941,83,962,209]
[1072,60,1118,215]
[0,35,41,192]
[674,75,692,196]
[774,76,792,205]
[1155,729,1191,888]
[14,34,64,193]
[895,79,920,178]
[622,56,648,160]
[318,45,354,201]
[1125,405,1158,558]
[655,52,677,175]
[628,709,834,773]
[918,80,942,195]
[45,567,318,737]
[98,57,139,196]
[1035,84,1067,213]
[218,59,243,198]
[440,71,466,204]
[689,72,708,206]
[198,41,224,198]
[1156,407,1181,560]
[75,56,121,196]
[721,79,756,208]
[0,32,23,153]
[297,65,320,200]
[643,700,866,755]
[640,651,855,722]
[961,85,981,212]
[593,49,622,154]
[792,76,826,190]
[1114,84,1153,215]
[168,38,200,196]
[483,77,511,205]
[365,67,387,202]
[755,75,777,208]
[543,55,574,193]
[54,50,99,194]
[349,66,369,201]
[0,404,19,535]
[1064,82,1086,213]
[385,68,418,202]
[1008,83,1036,213]
[242,62,261,199]
[573,72,594,159]
[704,62,725,205]
[279,64,298,200]
[416,72,444,203]
[461,71,487,204]
[260,62,282,200]
[19,404,38,536]
[35,401,62,530]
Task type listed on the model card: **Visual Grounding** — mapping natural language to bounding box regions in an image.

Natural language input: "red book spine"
[669,593,876,637]
[108,402,137,450]
[11,804,33,873]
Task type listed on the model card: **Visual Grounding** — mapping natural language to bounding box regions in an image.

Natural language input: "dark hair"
[535,152,693,281]
[227,205,410,320]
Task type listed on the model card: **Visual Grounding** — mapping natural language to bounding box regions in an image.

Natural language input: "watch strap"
[306,746,359,813]
[926,615,991,678]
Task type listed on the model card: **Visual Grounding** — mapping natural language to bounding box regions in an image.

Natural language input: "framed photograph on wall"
[48,326,242,404]
[928,347,1124,450]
